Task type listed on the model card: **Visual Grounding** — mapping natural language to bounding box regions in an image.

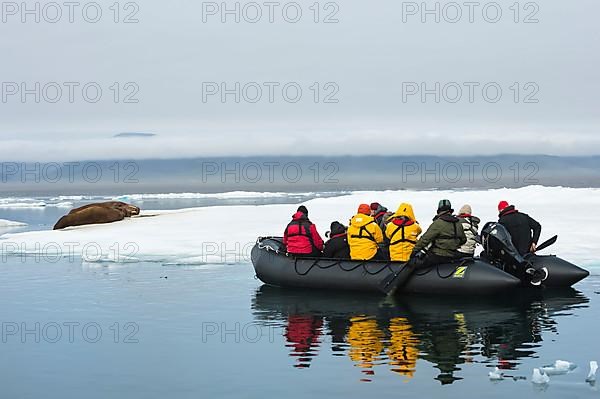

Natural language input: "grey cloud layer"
[0,0,598,160]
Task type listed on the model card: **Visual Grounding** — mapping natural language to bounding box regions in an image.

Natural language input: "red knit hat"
[498,201,509,212]
[370,202,380,211]
[358,204,371,215]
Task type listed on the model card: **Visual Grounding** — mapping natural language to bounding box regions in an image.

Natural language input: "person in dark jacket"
[410,199,467,267]
[497,201,541,256]
[283,206,324,257]
[370,202,393,230]
[323,221,351,259]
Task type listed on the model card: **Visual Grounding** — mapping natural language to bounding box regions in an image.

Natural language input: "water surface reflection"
[252,287,589,383]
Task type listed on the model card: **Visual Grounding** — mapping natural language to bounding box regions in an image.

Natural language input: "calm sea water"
[0,258,598,399]
[1,198,599,398]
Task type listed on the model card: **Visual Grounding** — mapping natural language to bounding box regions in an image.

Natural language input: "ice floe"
[1,186,599,265]
[587,361,598,383]
[532,368,550,385]
[541,360,577,375]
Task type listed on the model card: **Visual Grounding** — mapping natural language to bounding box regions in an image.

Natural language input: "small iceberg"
[488,367,503,381]
[541,360,577,375]
[532,368,550,385]
[586,361,598,384]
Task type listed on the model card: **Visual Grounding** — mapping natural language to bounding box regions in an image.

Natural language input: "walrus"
[68,201,140,217]
[53,206,126,230]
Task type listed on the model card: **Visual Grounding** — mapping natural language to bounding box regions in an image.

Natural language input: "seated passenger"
[497,201,542,256]
[283,206,324,257]
[370,202,393,230]
[323,221,351,259]
[385,203,422,262]
[456,204,480,257]
[410,199,466,267]
[348,204,385,261]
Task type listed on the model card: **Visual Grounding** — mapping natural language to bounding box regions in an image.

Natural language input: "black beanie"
[297,205,308,216]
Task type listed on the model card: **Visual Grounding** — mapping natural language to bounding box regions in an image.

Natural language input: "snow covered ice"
[1,186,600,265]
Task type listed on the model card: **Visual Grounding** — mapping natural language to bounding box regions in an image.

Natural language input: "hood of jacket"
[434,212,459,223]
[350,213,375,228]
[392,203,416,221]
[499,205,518,218]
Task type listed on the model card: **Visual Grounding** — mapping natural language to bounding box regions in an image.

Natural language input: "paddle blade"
[378,263,414,295]
[536,235,558,252]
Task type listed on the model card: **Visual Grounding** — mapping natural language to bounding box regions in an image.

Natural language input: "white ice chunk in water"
[541,360,577,375]
[532,368,550,385]
[488,367,503,381]
[586,361,598,383]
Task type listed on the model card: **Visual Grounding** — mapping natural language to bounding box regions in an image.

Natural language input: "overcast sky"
[0,0,598,161]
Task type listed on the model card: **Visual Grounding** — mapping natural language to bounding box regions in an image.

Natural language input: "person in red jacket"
[283,205,324,257]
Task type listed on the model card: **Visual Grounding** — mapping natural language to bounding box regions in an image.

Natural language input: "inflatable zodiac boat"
[251,224,588,295]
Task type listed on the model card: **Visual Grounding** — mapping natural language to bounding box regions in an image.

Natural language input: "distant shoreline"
[1,155,599,195]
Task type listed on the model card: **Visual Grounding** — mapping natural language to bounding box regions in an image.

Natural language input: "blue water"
[1,196,599,398]
[0,256,599,398]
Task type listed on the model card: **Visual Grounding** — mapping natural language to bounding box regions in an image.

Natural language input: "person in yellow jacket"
[385,203,422,262]
[348,204,385,260]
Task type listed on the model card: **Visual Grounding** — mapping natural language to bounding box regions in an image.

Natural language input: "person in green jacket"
[410,199,467,267]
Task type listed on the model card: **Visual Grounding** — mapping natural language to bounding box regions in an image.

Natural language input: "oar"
[535,235,557,252]
[378,262,415,296]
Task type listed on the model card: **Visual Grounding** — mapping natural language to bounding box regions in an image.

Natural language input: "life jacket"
[458,213,477,233]
[350,219,378,242]
[347,214,383,260]
[375,211,388,220]
[388,218,417,246]
[286,219,318,251]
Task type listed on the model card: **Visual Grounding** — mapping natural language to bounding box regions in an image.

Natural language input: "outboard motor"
[481,222,547,285]
[481,222,525,266]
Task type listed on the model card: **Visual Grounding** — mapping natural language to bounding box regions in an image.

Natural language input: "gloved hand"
[412,250,426,261]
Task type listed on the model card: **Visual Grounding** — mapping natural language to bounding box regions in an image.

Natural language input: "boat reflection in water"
[251,286,589,384]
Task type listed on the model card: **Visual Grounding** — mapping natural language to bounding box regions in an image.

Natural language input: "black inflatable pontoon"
[251,236,589,296]
[251,237,520,295]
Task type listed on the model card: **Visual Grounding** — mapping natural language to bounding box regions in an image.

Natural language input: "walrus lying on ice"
[53,201,141,230]
[68,201,140,217]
